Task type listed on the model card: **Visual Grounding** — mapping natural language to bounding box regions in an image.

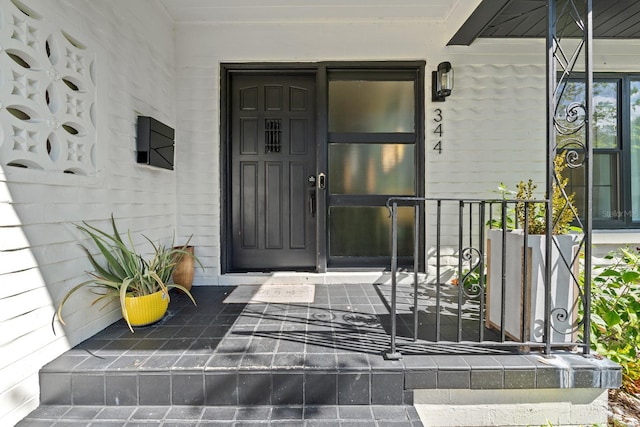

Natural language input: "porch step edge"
[18,404,424,426]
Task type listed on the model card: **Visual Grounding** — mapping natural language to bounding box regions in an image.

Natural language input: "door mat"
[223,284,315,304]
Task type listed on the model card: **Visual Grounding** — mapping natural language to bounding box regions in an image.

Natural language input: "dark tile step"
[40,368,409,406]
[38,286,621,411]
[39,352,621,407]
[17,404,424,426]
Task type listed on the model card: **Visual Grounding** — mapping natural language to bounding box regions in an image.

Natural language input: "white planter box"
[486,229,580,343]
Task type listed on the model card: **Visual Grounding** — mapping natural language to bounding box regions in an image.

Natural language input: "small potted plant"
[56,215,198,332]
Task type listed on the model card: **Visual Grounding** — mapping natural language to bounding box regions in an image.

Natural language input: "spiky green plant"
[56,215,199,332]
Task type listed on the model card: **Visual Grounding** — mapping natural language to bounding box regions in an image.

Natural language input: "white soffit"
[158,0,462,23]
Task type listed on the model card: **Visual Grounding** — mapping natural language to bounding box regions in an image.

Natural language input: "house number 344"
[433,108,443,153]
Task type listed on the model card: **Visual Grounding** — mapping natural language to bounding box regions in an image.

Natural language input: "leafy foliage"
[589,246,640,393]
[486,182,517,230]
[514,155,577,235]
[56,215,199,332]
[489,156,577,234]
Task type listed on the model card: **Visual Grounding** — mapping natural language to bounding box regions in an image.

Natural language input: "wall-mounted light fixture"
[432,61,454,102]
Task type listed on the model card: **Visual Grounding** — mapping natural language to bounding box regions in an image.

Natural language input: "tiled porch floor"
[21,282,621,426]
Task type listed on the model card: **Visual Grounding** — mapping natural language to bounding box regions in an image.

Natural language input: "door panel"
[240,162,258,248]
[265,161,283,249]
[230,75,316,271]
[290,162,308,249]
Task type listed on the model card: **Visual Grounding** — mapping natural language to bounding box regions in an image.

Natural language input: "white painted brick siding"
[415,388,609,427]
[0,0,176,424]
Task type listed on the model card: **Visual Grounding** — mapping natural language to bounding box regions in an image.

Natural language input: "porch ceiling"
[158,0,462,23]
[449,0,640,45]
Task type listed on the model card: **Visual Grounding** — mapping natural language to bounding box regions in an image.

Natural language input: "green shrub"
[489,156,578,234]
[513,156,577,235]
[589,246,640,392]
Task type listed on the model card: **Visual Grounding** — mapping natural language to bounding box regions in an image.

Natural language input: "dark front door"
[230,74,317,271]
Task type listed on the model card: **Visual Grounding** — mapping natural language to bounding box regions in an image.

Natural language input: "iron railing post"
[479,201,486,342]
[500,200,507,343]
[413,204,420,341]
[545,0,593,354]
[583,0,593,355]
[385,201,401,360]
[545,0,557,356]
[435,200,442,341]
[457,201,464,341]
[522,203,530,343]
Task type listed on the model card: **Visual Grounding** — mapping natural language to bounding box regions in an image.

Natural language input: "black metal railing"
[384,197,588,359]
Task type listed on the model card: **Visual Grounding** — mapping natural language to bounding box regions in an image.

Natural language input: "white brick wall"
[414,388,609,427]
[0,0,176,424]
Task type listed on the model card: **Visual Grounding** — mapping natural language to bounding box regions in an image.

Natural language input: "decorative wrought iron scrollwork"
[548,240,588,338]
[554,102,587,136]
[556,139,586,169]
[549,305,584,336]
[459,247,484,299]
[265,119,282,153]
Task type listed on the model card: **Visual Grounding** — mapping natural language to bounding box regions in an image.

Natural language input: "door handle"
[318,173,326,190]
[309,191,316,217]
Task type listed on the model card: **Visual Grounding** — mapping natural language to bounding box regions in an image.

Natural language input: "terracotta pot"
[172,245,195,291]
[124,290,169,327]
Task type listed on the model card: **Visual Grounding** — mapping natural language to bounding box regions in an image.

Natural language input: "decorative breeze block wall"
[0,0,96,175]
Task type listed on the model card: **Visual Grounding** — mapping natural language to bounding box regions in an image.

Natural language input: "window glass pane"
[329,207,414,257]
[565,160,585,219]
[567,153,619,221]
[593,154,619,220]
[329,144,414,195]
[328,81,414,133]
[594,81,618,149]
[557,80,618,149]
[631,80,640,221]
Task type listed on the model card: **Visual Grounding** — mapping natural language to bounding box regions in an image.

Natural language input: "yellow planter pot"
[124,290,169,327]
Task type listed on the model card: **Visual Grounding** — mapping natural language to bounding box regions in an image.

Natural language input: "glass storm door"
[230,74,317,271]
[327,70,421,267]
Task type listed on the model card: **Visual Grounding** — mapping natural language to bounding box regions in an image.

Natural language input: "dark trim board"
[450,0,640,46]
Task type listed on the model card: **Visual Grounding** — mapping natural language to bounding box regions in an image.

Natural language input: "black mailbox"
[136,116,174,170]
